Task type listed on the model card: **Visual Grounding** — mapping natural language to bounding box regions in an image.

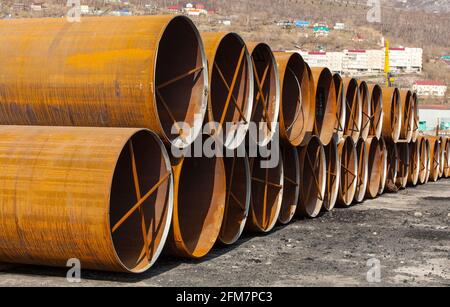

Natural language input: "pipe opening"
[400,90,414,142]
[323,138,340,211]
[248,147,284,232]
[333,74,346,139]
[250,43,280,146]
[175,156,226,257]
[379,137,388,195]
[382,88,401,142]
[444,138,450,178]
[365,138,382,199]
[208,33,252,149]
[155,16,207,147]
[219,155,251,245]
[278,145,300,224]
[395,143,410,189]
[358,81,371,141]
[110,130,173,273]
[338,137,357,206]
[355,138,369,203]
[344,78,362,143]
[313,68,337,146]
[408,141,420,186]
[369,85,383,139]
[298,137,326,217]
[385,142,399,192]
[429,138,441,182]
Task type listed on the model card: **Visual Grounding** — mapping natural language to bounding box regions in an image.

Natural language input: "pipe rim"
[395,142,410,189]
[400,90,414,143]
[323,137,340,211]
[355,138,369,203]
[343,78,363,143]
[365,137,382,199]
[368,84,384,139]
[333,73,347,140]
[378,137,388,195]
[278,145,300,224]
[408,141,421,186]
[154,15,209,149]
[108,129,174,273]
[338,136,358,206]
[382,88,402,143]
[358,81,371,141]
[385,142,399,191]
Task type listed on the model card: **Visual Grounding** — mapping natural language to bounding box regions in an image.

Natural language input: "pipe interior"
[367,138,382,198]
[340,138,357,205]
[155,17,206,142]
[110,130,171,273]
[279,146,300,224]
[391,89,401,139]
[386,142,399,185]
[396,143,410,187]
[210,34,250,126]
[355,138,368,201]
[324,140,339,210]
[401,91,413,139]
[177,156,226,256]
[301,138,325,216]
[333,74,345,136]
[359,82,371,138]
[315,70,337,143]
[220,156,250,244]
[250,152,283,231]
[371,86,383,137]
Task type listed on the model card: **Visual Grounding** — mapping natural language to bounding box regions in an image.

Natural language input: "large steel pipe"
[0,126,173,273]
[247,146,284,233]
[438,136,446,179]
[278,145,300,224]
[378,137,389,195]
[312,67,338,146]
[333,73,347,140]
[202,32,253,150]
[354,138,369,203]
[427,137,441,182]
[385,142,399,192]
[382,88,402,143]
[444,137,450,178]
[168,156,226,258]
[323,137,340,211]
[395,143,410,189]
[358,81,372,141]
[0,16,208,149]
[297,136,326,218]
[219,154,251,245]
[408,141,421,186]
[248,43,280,147]
[411,92,420,142]
[337,136,358,207]
[343,78,363,143]
[365,137,383,199]
[399,90,414,143]
[274,52,315,146]
[417,137,430,184]
[367,84,384,139]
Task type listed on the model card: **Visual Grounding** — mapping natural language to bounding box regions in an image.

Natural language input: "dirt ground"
[0,179,449,287]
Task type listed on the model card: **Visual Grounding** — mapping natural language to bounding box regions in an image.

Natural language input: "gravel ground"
[0,179,449,287]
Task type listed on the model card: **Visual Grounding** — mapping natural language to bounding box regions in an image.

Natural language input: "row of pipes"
[0,15,448,274]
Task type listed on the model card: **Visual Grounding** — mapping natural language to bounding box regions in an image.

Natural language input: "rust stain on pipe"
[297,136,326,217]
[337,136,358,207]
[278,145,300,224]
[201,32,253,150]
[247,43,280,147]
[274,52,315,146]
[365,137,383,199]
[367,84,384,139]
[0,126,173,273]
[382,88,402,143]
[323,137,340,211]
[0,16,208,149]
[357,81,371,141]
[167,156,226,258]
[312,67,338,146]
[354,138,369,203]
[219,153,251,245]
[343,78,362,143]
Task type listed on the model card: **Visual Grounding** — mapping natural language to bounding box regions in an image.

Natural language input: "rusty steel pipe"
[408,141,421,186]
[337,136,358,207]
[201,32,254,150]
[417,137,430,184]
[354,138,369,203]
[219,153,251,245]
[365,137,383,199]
[278,145,300,224]
[333,73,347,140]
[247,145,284,233]
[378,137,389,195]
[343,78,363,143]
[444,137,450,178]
[167,156,226,258]
[382,88,402,143]
[247,43,280,147]
[395,143,410,189]
[385,141,399,192]
[367,84,384,139]
[427,137,441,182]
[297,136,326,218]
[438,136,446,179]
[312,67,338,146]
[274,52,315,146]
[0,16,208,149]
[0,126,173,273]
[399,90,414,143]
[357,81,372,141]
[411,92,420,142]
[323,137,340,211]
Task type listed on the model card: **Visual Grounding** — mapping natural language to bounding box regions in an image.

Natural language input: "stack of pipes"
[0,16,447,274]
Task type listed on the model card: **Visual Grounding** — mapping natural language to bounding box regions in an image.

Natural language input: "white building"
[413,81,448,97]
[388,47,422,73]
[327,52,344,73]
[343,50,368,73]
[366,49,384,73]
[418,105,450,131]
